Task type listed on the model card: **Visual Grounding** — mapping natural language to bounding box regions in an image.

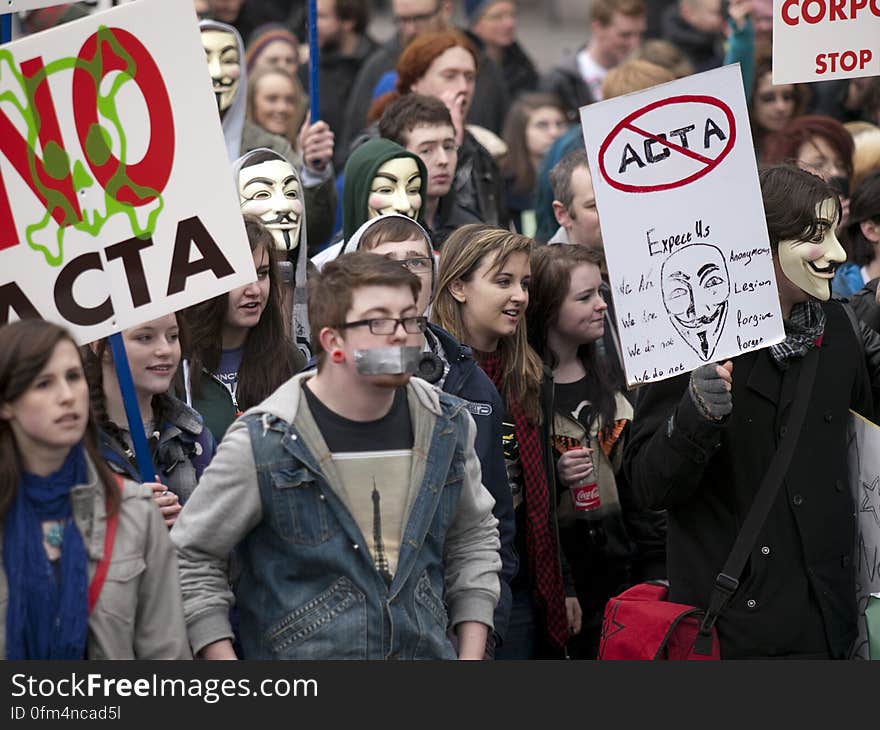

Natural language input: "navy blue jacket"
[427,324,518,646]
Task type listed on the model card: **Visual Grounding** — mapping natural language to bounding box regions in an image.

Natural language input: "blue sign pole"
[1,14,12,44]
[108,333,156,483]
[307,0,319,122]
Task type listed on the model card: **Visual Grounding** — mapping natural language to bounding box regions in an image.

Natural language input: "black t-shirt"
[303,384,413,452]
[553,376,594,432]
[302,384,414,586]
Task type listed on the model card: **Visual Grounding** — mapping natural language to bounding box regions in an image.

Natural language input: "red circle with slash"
[597,95,736,193]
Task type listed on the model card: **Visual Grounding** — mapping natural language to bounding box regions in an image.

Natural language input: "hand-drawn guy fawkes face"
[238,159,303,251]
[777,198,846,301]
[201,29,240,113]
[661,243,730,361]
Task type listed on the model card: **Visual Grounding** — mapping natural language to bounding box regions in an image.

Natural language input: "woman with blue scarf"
[0,320,190,660]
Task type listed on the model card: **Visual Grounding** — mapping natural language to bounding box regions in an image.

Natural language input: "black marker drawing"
[660,243,730,361]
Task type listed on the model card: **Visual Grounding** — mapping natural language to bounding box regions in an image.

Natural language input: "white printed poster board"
[580,64,785,387]
[772,0,880,84]
[0,0,255,344]
[2,1,126,14]
[3,0,78,11]
[847,410,880,660]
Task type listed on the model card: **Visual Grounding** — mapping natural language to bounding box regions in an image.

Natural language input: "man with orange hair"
[338,0,507,167]
[389,31,510,229]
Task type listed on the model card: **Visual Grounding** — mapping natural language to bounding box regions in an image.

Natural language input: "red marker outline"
[597,95,736,193]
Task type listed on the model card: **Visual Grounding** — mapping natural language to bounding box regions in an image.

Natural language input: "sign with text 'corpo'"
[0,0,255,344]
[772,0,880,84]
[581,64,784,387]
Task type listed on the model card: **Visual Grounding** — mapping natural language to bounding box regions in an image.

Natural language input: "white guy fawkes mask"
[778,198,846,301]
[238,159,303,251]
[661,243,730,361]
[367,157,422,220]
[202,29,240,114]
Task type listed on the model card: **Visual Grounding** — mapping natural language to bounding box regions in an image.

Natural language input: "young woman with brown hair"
[501,92,568,236]
[83,313,215,516]
[432,223,577,659]
[527,244,665,659]
[182,215,305,441]
[0,320,189,659]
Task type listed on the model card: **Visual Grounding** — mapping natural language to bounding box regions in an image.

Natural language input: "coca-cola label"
[572,483,600,512]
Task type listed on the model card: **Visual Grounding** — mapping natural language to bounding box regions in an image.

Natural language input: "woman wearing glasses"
[432,223,577,659]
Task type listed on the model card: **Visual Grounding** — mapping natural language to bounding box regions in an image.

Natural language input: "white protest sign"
[4,1,91,12]
[772,0,880,84]
[3,1,135,13]
[0,0,255,344]
[847,411,880,660]
[580,64,784,387]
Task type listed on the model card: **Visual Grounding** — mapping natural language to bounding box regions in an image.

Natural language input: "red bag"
[597,581,720,660]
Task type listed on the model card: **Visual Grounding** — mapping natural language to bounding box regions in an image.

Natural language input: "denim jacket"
[171,372,501,659]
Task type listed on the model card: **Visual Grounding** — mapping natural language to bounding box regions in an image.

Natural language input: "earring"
[331,349,345,363]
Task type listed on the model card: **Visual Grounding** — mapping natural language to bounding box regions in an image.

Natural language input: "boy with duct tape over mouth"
[171,252,501,660]
[343,214,518,652]
[313,213,517,650]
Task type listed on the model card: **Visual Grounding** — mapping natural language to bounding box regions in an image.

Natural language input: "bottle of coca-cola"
[570,478,601,516]
[567,445,606,545]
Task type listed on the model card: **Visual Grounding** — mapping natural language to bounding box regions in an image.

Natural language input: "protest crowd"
[3,0,880,661]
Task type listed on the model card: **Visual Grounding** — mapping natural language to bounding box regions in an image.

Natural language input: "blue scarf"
[3,444,89,659]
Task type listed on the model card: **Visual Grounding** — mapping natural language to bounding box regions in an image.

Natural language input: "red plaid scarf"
[477,351,568,650]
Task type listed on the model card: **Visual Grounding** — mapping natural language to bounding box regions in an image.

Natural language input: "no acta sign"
[598,95,736,194]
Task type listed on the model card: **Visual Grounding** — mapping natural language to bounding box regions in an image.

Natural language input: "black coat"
[839,285,880,412]
[660,5,724,73]
[455,130,510,229]
[624,300,873,658]
[430,189,482,249]
[849,278,880,333]
[539,58,596,125]
[464,31,538,105]
[298,35,379,170]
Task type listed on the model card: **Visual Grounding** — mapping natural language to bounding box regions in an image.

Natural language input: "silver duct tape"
[353,346,423,375]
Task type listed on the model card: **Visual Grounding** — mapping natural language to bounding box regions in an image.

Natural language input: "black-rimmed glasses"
[335,316,428,335]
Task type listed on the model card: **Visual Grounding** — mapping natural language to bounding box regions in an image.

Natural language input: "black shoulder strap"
[694,346,820,654]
